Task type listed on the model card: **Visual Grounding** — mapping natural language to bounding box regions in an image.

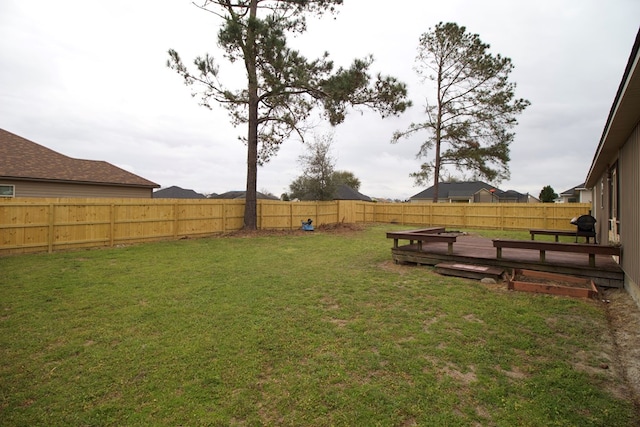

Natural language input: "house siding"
[592,172,610,245]
[1,179,153,198]
[619,124,640,297]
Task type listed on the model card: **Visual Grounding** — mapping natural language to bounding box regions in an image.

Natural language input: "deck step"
[435,263,505,281]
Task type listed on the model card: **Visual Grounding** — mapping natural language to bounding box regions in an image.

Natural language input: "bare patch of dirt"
[315,222,365,233]
[218,229,308,238]
[219,222,365,238]
[435,362,477,385]
[378,260,412,274]
[601,288,640,410]
[495,365,528,381]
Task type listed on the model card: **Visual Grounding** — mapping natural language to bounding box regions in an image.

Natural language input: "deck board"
[390,234,623,288]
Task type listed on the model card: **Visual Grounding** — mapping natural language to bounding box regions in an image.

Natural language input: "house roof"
[560,182,586,197]
[212,191,279,200]
[153,186,206,199]
[0,128,159,188]
[586,28,640,188]
[333,184,372,201]
[501,189,527,199]
[410,181,504,200]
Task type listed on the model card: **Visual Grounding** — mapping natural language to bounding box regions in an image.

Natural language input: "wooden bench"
[493,239,620,267]
[385,227,445,246]
[390,227,446,236]
[529,229,577,242]
[529,229,596,243]
[386,227,456,255]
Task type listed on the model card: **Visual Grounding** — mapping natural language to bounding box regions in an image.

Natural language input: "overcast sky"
[1,1,638,200]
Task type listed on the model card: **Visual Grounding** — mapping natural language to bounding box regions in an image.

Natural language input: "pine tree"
[168,0,410,228]
[392,22,529,202]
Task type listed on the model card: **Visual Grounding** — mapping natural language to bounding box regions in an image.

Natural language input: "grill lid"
[571,215,596,232]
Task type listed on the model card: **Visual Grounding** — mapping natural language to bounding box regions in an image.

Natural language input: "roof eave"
[2,176,160,189]
[586,28,640,188]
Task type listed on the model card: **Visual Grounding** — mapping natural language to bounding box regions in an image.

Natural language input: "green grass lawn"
[0,225,636,426]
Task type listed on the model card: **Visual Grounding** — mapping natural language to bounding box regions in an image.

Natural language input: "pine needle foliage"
[392,22,530,201]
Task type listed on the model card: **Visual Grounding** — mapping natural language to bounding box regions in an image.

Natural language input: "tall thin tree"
[392,22,529,202]
[168,0,410,228]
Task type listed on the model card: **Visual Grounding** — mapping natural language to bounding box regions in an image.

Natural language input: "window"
[0,184,15,197]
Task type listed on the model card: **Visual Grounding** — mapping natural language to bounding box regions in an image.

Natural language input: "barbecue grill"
[570,214,597,244]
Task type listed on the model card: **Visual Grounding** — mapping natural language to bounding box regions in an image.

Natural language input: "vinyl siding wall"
[619,124,640,298]
[0,179,153,198]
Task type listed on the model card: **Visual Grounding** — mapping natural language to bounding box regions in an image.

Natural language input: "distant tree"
[287,135,363,200]
[392,22,530,202]
[289,135,336,201]
[332,170,361,191]
[168,0,411,229]
[287,175,313,200]
[539,185,558,203]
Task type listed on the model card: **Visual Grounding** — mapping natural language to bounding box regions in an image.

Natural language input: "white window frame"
[0,184,15,197]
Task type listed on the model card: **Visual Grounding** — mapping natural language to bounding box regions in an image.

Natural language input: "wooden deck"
[390,234,624,288]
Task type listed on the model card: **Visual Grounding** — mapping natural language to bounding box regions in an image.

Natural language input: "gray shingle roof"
[212,191,279,200]
[333,184,372,201]
[560,183,586,196]
[154,186,206,199]
[411,181,502,200]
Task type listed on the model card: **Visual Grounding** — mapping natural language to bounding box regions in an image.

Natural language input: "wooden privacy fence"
[0,198,591,255]
[367,203,592,230]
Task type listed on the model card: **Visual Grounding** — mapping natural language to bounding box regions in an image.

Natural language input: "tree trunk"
[432,64,443,203]
[243,0,259,230]
[432,138,441,203]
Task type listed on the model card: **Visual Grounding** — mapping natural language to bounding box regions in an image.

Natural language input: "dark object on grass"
[301,219,314,231]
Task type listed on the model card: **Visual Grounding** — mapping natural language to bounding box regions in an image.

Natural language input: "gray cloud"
[1,0,638,200]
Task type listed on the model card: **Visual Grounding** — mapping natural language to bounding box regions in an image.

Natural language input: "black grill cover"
[571,215,596,232]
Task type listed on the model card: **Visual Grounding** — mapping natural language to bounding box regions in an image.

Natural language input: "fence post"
[47,203,54,253]
[222,201,227,232]
[544,205,550,229]
[462,205,468,228]
[290,202,294,230]
[109,204,115,247]
[172,202,178,239]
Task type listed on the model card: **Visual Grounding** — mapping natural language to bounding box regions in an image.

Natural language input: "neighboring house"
[0,128,159,198]
[558,183,592,203]
[294,184,372,202]
[410,181,532,203]
[211,190,279,200]
[154,186,207,199]
[332,184,372,202]
[585,28,640,304]
[503,190,540,203]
